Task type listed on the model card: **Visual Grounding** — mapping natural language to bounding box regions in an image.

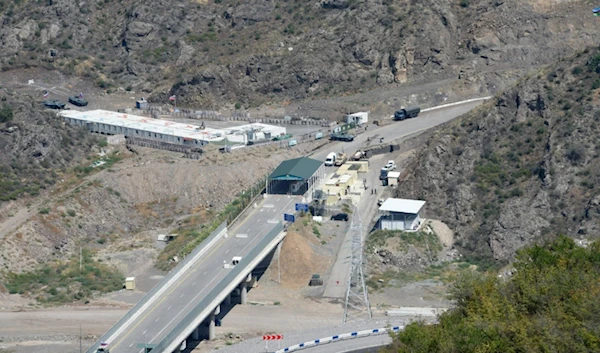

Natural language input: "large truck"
[393,106,421,121]
[334,153,348,166]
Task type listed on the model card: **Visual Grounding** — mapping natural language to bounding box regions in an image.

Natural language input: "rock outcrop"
[0,0,599,107]
[395,47,600,267]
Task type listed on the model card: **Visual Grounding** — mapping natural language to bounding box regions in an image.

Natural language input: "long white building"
[59,109,286,146]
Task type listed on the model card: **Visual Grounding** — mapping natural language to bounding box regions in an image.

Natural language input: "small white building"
[387,171,401,186]
[344,111,369,125]
[378,198,426,231]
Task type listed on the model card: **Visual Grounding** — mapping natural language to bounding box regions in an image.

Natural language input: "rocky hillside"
[1,0,599,108]
[0,87,97,205]
[396,47,600,268]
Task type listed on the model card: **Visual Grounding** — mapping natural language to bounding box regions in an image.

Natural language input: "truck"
[325,152,337,166]
[393,106,421,121]
[334,153,347,166]
[352,150,367,161]
[344,111,369,126]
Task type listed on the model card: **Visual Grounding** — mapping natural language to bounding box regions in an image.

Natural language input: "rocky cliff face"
[396,47,600,268]
[1,0,599,107]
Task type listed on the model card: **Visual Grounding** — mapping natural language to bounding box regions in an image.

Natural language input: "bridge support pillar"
[179,339,187,351]
[208,313,216,341]
[214,305,221,316]
[191,326,200,340]
[239,282,247,305]
[224,293,231,306]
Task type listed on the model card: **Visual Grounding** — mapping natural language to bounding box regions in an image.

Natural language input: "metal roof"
[59,109,286,142]
[379,198,426,214]
[269,157,323,180]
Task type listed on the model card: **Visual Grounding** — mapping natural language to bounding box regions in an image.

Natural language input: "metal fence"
[153,222,285,353]
[142,105,331,127]
[85,221,227,353]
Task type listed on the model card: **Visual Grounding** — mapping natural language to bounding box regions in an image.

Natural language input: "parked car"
[330,133,355,142]
[42,100,65,109]
[381,160,397,172]
[330,213,349,221]
[69,96,88,106]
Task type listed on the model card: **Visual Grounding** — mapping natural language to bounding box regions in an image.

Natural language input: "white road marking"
[168,305,172,310]
[139,196,298,352]
[225,249,230,254]
[129,343,134,348]
[143,330,147,335]
[155,318,159,322]
[180,293,185,298]
[203,270,208,275]
[192,281,197,286]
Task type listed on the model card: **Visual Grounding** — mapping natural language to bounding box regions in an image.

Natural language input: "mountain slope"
[0,88,97,205]
[1,0,599,108]
[395,47,600,268]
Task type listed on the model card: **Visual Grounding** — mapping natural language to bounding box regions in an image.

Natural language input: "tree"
[385,236,600,353]
[0,103,13,123]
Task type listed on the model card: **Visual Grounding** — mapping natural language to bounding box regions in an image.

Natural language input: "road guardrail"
[154,222,285,353]
[86,221,227,353]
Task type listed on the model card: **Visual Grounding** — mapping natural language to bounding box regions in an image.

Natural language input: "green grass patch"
[156,177,267,271]
[5,248,123,304]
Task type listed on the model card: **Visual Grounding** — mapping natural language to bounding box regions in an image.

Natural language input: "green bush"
[382,236,600,353]
[5,248,123,304]
[0,103,13,123]
[39,207,50,214]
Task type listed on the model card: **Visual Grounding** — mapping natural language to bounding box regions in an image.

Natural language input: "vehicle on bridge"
[95,342,110,353]
[393,106,420,121]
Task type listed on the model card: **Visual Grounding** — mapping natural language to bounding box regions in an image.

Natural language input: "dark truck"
[329,132,355,142]
[69,96,88,106]
[393,106,420,121]
[42,100,66,109]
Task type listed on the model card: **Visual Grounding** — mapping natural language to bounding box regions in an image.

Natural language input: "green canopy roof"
[268,157,323,181]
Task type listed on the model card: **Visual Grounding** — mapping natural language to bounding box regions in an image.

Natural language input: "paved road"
[106,195,300,353]
[310,99,485,163]
[318,99,486,298]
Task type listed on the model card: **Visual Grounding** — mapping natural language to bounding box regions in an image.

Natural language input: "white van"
[325,152,336,166]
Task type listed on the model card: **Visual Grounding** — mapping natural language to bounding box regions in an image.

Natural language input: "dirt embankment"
[0,139,327,276]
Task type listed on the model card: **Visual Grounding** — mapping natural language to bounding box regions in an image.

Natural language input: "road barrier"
[274,326,405,353]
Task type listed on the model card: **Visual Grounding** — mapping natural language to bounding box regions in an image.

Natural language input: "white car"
[382,160,396,171]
